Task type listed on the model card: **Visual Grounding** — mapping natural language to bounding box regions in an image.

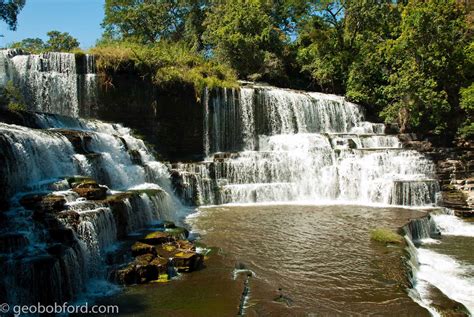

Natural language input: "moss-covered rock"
[131,242,156,257]
[66,176,97,188]
[370,228,403,245]
[72,186,107,200]
[140,231,171,245]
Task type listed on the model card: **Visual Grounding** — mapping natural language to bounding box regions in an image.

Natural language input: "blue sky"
[0,0,104,49]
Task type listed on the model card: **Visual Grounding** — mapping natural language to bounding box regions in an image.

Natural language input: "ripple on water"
[188,204,431,316]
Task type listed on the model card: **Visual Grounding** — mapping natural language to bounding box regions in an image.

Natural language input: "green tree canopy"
[203,0,286,79]
[380,0,469,134]
[10,37,45,53]
[45,30,80,52]
[0,0,25,31]
[102,0,209,49]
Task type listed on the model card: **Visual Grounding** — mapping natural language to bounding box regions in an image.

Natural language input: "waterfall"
[0,50,98,117]
[403,210,474,315]
[0,113,185,306]
[186,85,438,206]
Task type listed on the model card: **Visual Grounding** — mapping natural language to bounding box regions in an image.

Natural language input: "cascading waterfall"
[173,84,474,315]
[183,84,438,206]
[403,210,474,315]
[0,113,185,306]
[1,47,469,315]
[0,49,98,117]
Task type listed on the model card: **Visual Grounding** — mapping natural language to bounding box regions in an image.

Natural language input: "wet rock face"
[55,129,93,154]
[20,194,66,214]
[92,72,205,161]
[0,233,28,253]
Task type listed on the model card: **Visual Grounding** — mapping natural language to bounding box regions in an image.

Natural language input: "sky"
[0,0,104,49]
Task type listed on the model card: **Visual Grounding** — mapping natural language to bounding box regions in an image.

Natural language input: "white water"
[192,85,438,206]
[0,50,98,117]
[416,248,474,314]
[406,211,474,315]
[431,214,474,237]
[0,114,185,306]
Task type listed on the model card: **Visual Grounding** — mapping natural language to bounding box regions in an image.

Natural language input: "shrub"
[90,40,237,92]
[0,81,26,111]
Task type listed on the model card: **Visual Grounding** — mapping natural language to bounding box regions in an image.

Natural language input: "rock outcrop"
[399,134,474,217]
[113,228,204,285]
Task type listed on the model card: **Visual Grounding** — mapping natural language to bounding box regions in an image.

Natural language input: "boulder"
[20,194,66,214]
[113,255,168,285]
[140,231,171,245]
[113,265,138,285]
[66,176,97,188]
[129,149,142,165]
[131,242,156,257]
[165,226,189,239]
[155,242,203,272]
[72,186,107,200]
[55,129,93,154]
[172,251,204,272]
[49,228,77,245]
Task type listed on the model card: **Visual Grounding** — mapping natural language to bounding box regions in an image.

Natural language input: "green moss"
[65,176,97,188]
[370,228,403,245]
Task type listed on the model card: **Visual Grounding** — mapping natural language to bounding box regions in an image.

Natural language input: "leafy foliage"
[45,31,80,52]
[102,0,208,50]
[0,80,26,111]
[459,83,474,138]
[90,40,237,92]
[10,31,80,53]
[10,37,45,53]
[203,0,286,79]
[379,0,468,134]
[0,0,25,31]
[295,0,471,136]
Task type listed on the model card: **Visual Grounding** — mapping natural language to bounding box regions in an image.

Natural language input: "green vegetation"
[370,228,404,245]
[11,31,80,53]
[6,0,473,139]
[90,40,237,91]
[0,0,25,31]
[203,0,286,80]
[0,80,26,111]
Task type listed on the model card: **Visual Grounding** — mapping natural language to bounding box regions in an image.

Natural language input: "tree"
[203,0,285,79]
[10,37,45,53]
[46,30,79,52]
[295,1,351,93]
[0,0,25,31]
[102,0,208,47]
[345,1,402,112]
[380,0,469,134]
[459,83,474,138]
